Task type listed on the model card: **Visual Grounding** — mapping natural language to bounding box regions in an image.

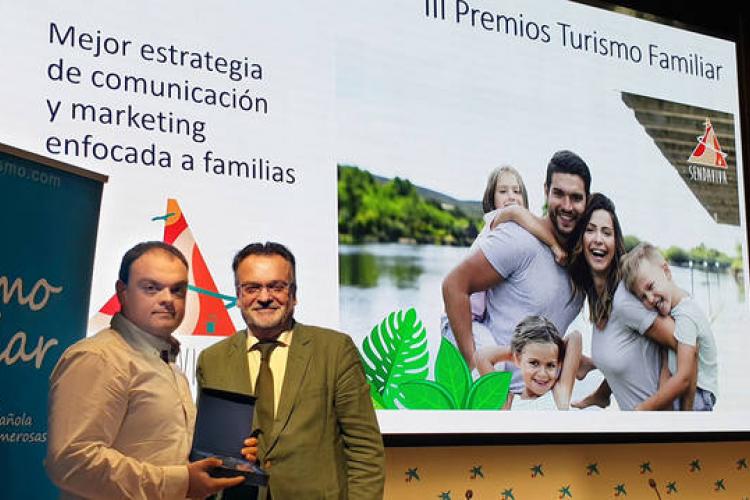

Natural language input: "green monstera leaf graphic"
[395,380,456,409]
[361,308,510,410]
[361,308,429,408]
[434,337,511,409]
[369,383,387,410]
[466,371,511,409]
[434,337,472,407]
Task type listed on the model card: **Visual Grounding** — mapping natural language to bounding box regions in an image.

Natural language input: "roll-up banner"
[0,144,106,498]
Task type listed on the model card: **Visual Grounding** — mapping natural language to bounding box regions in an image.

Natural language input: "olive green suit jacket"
[196,322,385,500]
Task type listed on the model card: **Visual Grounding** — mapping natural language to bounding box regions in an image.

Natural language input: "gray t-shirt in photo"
[478,222,583,393]
[669,297,719,398]
[591,282,660,410]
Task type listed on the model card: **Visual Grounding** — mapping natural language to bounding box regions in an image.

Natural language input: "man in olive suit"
[197,242,384,499]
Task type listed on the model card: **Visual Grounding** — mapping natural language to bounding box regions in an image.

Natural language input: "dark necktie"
[252,340,279,437]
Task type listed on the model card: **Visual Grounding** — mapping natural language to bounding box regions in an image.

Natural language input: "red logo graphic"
[89,199,237,336]
[688,118,727,169]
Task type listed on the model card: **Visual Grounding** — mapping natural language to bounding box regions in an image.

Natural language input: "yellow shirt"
[245,328,293,416]
[46,313,195,500]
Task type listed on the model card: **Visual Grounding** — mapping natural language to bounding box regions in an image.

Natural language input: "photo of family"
[339,140,744,416]
[339,133,742,414]
[334,1,746,427]
[439,150,718,412]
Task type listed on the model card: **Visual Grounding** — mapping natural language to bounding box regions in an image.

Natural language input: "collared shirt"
[246,328,293,416]
[46,313,195,500]
[116,313,181,363]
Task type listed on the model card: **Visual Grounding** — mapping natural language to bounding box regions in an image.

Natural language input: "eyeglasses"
[237,281,293,298]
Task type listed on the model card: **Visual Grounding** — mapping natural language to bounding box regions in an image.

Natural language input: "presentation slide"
[1,0,747,434]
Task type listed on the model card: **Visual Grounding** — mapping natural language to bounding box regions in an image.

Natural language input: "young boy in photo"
[620,242,718,411]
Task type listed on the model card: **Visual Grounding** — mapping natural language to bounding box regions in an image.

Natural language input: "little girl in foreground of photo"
[475,315,582,410]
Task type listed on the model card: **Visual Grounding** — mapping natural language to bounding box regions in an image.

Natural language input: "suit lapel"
[265,323,313,454]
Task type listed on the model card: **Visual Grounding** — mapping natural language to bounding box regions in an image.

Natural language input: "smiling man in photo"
[442,151,590,393]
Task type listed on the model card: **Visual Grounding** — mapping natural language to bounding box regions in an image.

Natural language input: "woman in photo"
[567,193,676,410]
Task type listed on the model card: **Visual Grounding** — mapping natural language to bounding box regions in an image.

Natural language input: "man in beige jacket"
[46,241,245,499]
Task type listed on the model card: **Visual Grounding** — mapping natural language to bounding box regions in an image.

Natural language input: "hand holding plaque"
[190,388,269,486]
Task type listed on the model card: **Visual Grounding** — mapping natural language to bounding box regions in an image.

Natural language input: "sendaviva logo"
[687,118,728,184]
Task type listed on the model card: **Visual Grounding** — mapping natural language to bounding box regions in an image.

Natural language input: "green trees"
[662,245,690,265]
[337,165,742,278]
[662,243,733,269]
[686,243,732,267]
[623,235,641,253]
[731,243,744,274]
[338,165,480,245]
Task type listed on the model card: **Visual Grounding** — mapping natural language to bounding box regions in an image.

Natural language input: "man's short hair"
[118,241,188,284]
[621,242,666,293]
[232,241,297,294]
[545,150,592,196]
